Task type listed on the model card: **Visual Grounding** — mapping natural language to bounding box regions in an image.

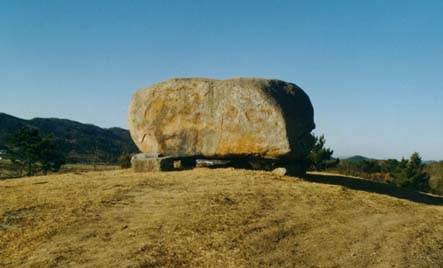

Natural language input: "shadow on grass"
[304,173,443,206]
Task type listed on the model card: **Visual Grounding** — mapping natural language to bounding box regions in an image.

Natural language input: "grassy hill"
[0,113,138,163]
[1,169,443,267]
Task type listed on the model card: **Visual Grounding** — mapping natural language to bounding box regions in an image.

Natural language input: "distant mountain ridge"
[0,113,138,163]
[342,155,438,163]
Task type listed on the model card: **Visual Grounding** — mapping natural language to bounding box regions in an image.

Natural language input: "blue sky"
[1,0,442,160]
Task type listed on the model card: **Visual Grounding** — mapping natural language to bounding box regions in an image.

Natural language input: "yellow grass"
[1,168,443,267]
[60,163,120,173]
[0,161,119,179]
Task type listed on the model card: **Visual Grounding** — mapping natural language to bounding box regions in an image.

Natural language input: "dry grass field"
[0,161,119,179]
[1,168,443,268]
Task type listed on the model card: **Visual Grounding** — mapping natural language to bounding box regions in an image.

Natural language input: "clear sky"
[1,0,442,160]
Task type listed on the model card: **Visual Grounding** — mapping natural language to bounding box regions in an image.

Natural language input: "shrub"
[119,153,132,169]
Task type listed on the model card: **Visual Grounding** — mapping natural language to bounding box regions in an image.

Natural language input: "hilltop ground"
[1,168,443,268]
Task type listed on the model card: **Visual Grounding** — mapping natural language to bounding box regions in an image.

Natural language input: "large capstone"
[128,78,315,163]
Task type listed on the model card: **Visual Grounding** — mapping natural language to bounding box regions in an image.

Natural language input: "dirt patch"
[1,205,44,230]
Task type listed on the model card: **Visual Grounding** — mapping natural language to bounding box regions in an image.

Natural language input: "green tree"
[389,152,430,191]
[308,134,338,171]
[357,160,381,174]
[5,127,65,176]
[39,135,66,175]
[381,159,400,173]
[5,127,42,176]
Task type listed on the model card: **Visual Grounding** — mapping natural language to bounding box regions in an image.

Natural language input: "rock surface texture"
[128,78,315,163]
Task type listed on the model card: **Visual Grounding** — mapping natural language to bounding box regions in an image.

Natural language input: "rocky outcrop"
[128,78,315,166]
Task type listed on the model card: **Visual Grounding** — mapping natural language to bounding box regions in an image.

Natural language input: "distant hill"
[343,155,374,162]
[0,113,138,163]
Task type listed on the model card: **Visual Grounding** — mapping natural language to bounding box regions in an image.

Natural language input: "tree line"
[307,134,440,194]
[3,127,65,176]
[1,127,133,177]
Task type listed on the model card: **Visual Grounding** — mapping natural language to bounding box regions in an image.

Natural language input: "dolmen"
[128,78,315,175]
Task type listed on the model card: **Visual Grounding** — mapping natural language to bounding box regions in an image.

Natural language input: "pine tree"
[308,134,338,171]
[39,134,65,175]
[389,152,429,191]
[5,127,42,176]
[5,127,65,176]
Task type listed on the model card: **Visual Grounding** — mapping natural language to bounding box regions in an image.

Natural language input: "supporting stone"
[131,153,175,172]
[272,167,287,176]
[131,153,196,172]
